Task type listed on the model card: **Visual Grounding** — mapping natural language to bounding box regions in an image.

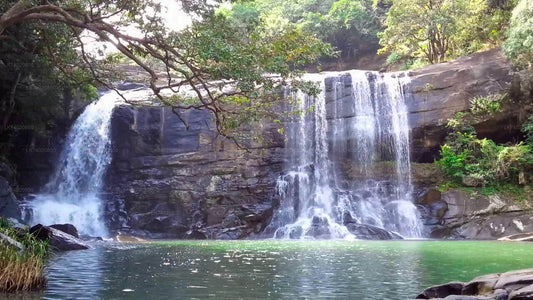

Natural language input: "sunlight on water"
[35,241,533,300]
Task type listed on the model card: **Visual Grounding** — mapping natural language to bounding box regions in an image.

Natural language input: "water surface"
[39,240,533,299]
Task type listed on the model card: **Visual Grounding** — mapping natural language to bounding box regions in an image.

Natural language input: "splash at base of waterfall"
[25,193,107,237]
[22,91,120,238]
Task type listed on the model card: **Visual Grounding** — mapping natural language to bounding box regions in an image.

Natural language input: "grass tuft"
[0,219,48,293]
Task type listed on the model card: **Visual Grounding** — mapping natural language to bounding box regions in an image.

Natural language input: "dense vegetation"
[436,93,533,199]
[503,0,533,68]
[219,0,381,66]
[0,0,333,154]
[0,218,48,292]
[0,0,530,150]
[223,0,524,70]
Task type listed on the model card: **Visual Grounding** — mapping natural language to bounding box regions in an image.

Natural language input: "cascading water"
[23,92,118,237]
[268,71,423,239]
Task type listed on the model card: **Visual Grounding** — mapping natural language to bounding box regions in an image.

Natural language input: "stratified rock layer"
[107,107,282,238]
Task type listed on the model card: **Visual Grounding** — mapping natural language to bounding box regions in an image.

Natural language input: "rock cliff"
[102,49,530,239]
[106,107,284,238]
[5,48,531,240]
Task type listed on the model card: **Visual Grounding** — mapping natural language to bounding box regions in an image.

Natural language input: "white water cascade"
[269,71,423,239]
[23,92,119,237]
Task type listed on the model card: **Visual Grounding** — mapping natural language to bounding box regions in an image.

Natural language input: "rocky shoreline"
[416,268,533,299]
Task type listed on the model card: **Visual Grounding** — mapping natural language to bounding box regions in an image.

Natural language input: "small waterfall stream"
[23,92,118,237]
[269,71,422,239]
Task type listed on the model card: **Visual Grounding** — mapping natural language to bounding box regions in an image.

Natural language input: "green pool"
[39,240,533,299]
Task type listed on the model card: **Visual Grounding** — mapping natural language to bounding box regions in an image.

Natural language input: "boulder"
[184,229,208,240]
[50,224,79,238]
[416,282,465,299]
[115,232,147,243]
[129,203,188,238]
[424,189,533,239]
[306,216,331,239]
[509,284,533,299]
[417,269,533,300]
[463,273,500,295]
[29,224,89,251]
[417,188,442,206]
[346,223,403,240]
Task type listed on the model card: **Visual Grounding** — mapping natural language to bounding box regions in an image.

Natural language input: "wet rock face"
[107,106,283,239]
[416,268,533,300]
[416,188,533,239]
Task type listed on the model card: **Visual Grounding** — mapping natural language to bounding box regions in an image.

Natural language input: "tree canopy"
[504,0,533,68]
[220,0,381,65]
[0,0,333,147]
[378,0,518,66]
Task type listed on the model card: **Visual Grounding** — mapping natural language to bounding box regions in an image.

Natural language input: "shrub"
[523,114,533,146]
[437,108,533,186]
[436,145,470,181]
[469,94,503,119]
[386,52,403,65]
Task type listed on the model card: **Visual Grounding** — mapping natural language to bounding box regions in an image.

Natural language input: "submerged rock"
[29,224,89,251]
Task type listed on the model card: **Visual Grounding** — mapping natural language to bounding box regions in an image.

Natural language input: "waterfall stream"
[269,71,422,239]
[23,92,118,237]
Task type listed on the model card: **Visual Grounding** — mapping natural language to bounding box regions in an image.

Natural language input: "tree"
[504,0,533,68]
[222,0,380,63]
[0,0,332,146]
[378,0,490,64]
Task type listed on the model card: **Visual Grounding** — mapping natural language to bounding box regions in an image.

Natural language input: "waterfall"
[269,71,422,239]
[23,92,118,237]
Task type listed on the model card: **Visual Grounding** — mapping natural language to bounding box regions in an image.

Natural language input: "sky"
[82,0,192,57]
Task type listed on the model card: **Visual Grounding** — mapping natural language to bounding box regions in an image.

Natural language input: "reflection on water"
[34,241,533,299]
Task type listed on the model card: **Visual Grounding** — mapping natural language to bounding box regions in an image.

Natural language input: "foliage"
[0,0,334,148]
[222,0,380,62]
[436,95,533,186]
[523,115,533,146]
[469,94,502,118]
[503,0,533,68]
[436,145,470,180]
[386,52,403,65]
[0,219,48,292]
[379,0,517,65]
